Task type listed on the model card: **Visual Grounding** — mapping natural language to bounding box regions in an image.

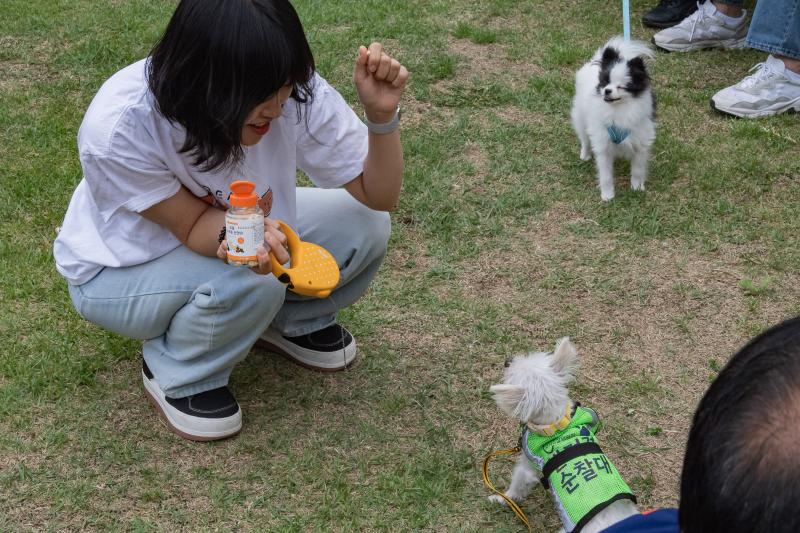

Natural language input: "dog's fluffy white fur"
[489,338,638,533]
[571,37,656,201]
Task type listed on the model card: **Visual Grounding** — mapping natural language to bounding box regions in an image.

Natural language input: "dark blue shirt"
[600,509,678,533]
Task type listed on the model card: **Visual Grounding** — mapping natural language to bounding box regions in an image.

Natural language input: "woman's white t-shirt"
[54,59,368,285]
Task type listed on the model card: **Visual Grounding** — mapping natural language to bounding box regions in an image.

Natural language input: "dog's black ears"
[627,56,647,74]
[626,57,650,95]
[601,46,620,69]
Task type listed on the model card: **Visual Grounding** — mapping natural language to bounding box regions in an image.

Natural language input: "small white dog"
[571,37,656,201]
[489,338,638,533]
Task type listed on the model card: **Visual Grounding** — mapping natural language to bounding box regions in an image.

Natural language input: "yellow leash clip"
[269,221,340,298]
[482,447,533,532]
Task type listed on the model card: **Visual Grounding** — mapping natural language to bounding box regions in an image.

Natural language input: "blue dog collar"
[606,124,630,145]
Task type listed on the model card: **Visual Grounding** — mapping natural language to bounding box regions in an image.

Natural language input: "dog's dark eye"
[504,358,512,368]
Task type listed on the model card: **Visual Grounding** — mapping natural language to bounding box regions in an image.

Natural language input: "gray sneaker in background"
[653,1,747,52]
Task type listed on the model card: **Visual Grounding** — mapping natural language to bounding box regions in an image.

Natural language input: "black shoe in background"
[642,0,699,28]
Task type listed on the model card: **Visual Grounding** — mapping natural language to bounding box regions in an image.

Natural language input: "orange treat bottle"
[225,180,264,267]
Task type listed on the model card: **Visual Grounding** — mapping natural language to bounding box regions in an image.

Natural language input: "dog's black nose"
[504,358,512,368]
[604,88,612,96]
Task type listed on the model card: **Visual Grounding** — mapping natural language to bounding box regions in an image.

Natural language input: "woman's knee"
[71,268,287,341]
[200,268,287,318]
[359,208,392,255]
[245,274,287,319]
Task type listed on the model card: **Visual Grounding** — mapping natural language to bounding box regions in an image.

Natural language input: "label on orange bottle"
[226,216,262,264]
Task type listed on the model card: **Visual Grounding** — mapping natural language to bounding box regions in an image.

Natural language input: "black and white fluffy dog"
[571,37,655,201]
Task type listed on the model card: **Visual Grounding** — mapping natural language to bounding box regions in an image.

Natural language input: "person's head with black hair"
[147,0,315,171]
[680,316,800,533]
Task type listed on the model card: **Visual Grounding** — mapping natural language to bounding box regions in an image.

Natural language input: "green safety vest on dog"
[521,405,636,533]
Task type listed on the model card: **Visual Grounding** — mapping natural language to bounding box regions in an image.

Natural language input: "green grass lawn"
[2,0,799,530]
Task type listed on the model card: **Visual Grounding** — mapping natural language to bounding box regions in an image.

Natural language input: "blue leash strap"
[622,0,631,40]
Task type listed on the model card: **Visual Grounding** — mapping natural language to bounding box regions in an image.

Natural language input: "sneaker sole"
[255,332,357,372]
[710,97,800,118]
[652,36,747,53]
[142,371,242,442]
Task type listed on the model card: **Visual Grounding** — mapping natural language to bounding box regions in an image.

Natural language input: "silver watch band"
[364,106,401,135]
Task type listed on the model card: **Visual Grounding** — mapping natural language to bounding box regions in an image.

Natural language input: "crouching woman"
[53,0,408,441]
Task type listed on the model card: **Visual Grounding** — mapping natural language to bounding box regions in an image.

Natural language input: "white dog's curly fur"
[489,338,639,533]
[571,37,656,201]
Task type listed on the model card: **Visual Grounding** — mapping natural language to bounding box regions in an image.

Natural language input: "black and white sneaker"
[142,361,242,441]
[256,324,357,371]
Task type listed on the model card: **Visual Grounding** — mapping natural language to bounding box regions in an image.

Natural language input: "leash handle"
[482,447,533,532]
[622,0,631,40]
[269,220,340,298]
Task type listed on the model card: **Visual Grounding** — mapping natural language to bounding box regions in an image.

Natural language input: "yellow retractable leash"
[269,220,340,298]
[481,407,568,532]
[482,447,533,532]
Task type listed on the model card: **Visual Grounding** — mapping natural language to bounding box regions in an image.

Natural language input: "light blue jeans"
[715,0,800,59]
[68,188,391,398]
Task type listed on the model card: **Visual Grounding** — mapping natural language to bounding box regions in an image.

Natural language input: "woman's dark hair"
[147,0,315,171]
[679,316,800,533]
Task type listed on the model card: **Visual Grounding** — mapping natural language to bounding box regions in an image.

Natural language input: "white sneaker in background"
[652,1,747,52]
[711,55,800,118]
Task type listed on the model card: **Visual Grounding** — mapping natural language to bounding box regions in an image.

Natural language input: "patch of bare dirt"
[398,96,439,129]
[448,37,539,88]
[0,38,57,92]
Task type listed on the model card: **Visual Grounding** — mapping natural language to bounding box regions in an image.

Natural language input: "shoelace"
[681,1,707,42]
[738,62,781,90]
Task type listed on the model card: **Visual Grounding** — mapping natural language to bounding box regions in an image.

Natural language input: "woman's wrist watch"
[364,105,401,135]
